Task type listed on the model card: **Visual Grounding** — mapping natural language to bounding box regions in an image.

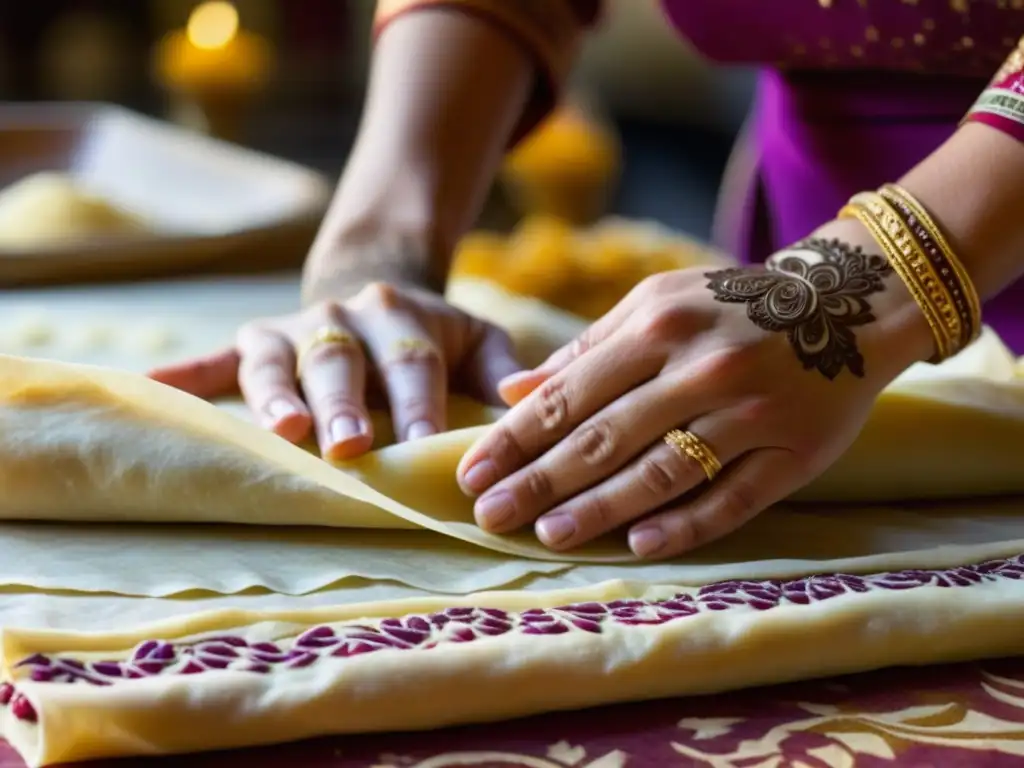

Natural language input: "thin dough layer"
[0,280,1022,560]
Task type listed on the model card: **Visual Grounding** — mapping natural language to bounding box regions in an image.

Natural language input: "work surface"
[1,274,1024,766]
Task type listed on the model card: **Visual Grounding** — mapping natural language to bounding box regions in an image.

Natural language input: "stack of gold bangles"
[838,184,982,362]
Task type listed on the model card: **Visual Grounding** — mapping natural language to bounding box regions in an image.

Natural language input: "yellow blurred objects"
[502,103,620,225]
[451,215,732,319]
[0,173,149,248]
[449,231,507,281]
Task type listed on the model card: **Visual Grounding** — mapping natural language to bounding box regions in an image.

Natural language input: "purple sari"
[660,0,1024,351]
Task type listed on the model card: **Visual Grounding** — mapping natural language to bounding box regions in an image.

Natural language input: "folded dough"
[4,555,1024,766]
[0,280,1022,561]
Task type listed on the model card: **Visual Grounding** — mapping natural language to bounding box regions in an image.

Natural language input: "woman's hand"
[456,225,935,559]
[150,280,520,460]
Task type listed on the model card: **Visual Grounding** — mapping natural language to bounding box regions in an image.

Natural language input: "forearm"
[303,9,534,304]
[801,60,1024,375]
[898,122,1024,300]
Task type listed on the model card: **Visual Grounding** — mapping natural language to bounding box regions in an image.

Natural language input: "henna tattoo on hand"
[704,238,892,380]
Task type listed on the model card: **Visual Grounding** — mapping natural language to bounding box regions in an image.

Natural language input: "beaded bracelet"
[878,184,981,352]
[838,193,952,362]
[963,36,1024,144]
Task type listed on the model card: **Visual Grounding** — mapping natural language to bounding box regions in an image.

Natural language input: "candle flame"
[186,1,239,51]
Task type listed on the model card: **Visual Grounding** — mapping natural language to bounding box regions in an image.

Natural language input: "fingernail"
[536,514,576,547]
[330,416,363,444]
[462,459,497,494]
[406,420,436,441]
[265,398,298,424]
[498,370,536,388]
[475,490,514,529]
[629,527,667,558]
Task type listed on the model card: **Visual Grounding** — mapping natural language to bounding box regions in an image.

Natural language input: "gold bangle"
[838,199,951,361]
[879,183,981,349]
[850,191,962,356]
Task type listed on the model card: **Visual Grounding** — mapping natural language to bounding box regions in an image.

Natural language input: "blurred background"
[0,0,767,329]
[0,0,755,240]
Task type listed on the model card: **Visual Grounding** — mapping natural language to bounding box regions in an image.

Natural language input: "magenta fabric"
[660,0,1024,352]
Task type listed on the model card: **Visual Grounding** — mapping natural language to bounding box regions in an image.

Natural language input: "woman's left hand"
[456,230,934,559]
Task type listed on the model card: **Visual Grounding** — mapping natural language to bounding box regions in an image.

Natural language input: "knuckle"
[534,377,570,431]
[523,468,554,504]
[308,301,347,327]
[308,392,365,420]
[691,345,759,386]
[572,419,618,466]
[573,494,614,530]
[638,453,678,497]
[634,272,668,296]
[568,333,593,361]
[236,321,264,348]
[391,395,437,423]
[489,424,528,468]
[238,354,286,382]
[353,281,401,311]
[716,480,761,525]
[633,303,691,346]
[733,396,775,425]
[668,514,706,551]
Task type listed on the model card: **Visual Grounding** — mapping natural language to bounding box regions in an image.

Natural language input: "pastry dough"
[0,277,1023,765]
[0,281,1022,562]
[0,173,147,248]
[4,559,1024,766]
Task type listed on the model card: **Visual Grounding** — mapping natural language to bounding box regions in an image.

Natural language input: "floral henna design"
[705,238,892,380]
[3,552,1024,727]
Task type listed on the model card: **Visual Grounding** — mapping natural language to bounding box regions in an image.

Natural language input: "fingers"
[457,326,664,496]
[469,372,717,535]
[497,278,652,401]
[235,327,312,444]
[294,321,374,460]
[353,285,447,441]
[148,348,240,400]
[627,447,798,559]
[463,325,523,406]
[532,412,750,550]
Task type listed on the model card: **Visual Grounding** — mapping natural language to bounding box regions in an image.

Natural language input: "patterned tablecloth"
[2,655,1022,768]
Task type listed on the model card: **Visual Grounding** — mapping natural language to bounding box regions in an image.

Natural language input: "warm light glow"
[186,1,239,50]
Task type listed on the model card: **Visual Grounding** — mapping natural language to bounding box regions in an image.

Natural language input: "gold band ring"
[382,337,440,367]
[295,326,359,376]
[664,429,723,482]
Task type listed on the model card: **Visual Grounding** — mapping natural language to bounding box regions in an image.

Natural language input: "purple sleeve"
[659,0,1018,76]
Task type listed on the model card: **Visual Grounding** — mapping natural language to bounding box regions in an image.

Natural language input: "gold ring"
[383,337,440,367]
[295,326,359,375]
[664,429,723,482]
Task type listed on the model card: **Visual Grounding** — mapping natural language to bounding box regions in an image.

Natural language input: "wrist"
[301,218,447,307]
[808,218,936,379]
